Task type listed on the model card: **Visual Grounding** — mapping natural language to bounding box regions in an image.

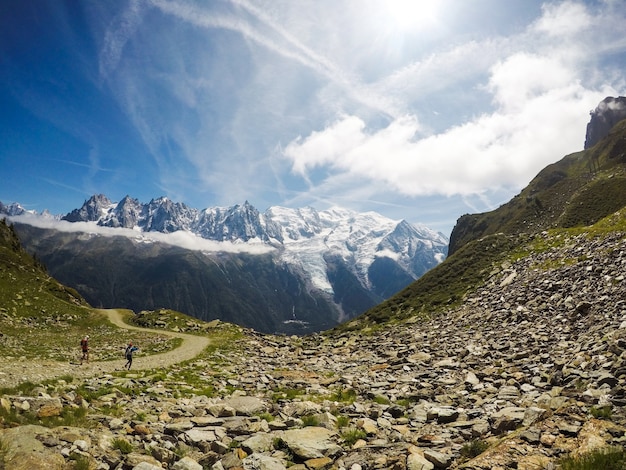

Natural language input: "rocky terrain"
[1,227,625,469]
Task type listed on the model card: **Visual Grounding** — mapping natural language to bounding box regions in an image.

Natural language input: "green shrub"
[558,446,626,470]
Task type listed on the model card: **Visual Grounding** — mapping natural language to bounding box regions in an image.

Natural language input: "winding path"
[0,309,211,388]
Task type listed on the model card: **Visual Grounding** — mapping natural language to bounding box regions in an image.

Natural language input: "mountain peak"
[63,194,114,223]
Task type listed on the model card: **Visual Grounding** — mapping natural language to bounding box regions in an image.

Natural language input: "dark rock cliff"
[584,96,626,149]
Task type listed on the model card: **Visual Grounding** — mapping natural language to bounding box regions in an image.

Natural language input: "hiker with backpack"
[80,335,89,364]
[124,341,139,370]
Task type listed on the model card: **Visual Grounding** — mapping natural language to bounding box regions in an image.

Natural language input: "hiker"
[80,335,89,364]
[124,342,139,370]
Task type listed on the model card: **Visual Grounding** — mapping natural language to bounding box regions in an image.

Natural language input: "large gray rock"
[280,427,342,459]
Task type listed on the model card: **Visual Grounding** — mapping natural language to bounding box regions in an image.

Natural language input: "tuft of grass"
[460,439,489,459]
[589,405,612,419]
[373,395,390,405]
[111,438,133,454]
[271,387,305,402]
[69,453,91,470]
[257,412,275,423]
[341,428,367,447]
[335,414,350,429]
[558,446,626,470]
[330,388,357,404]
[301,415,320,427]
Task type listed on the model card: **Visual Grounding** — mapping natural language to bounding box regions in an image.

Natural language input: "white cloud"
[283,80,606,198]
[281,1,621,202]
[8,214,275,255]
[532,1,592,37]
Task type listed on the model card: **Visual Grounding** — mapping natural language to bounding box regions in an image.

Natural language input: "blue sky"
[1,0,625,236]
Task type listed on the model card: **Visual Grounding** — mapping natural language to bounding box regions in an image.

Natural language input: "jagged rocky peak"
[62,194,113,222]
[0,201,26,216]
[109,195,143,228]
[584,96,626,149]
[143,196,196,233]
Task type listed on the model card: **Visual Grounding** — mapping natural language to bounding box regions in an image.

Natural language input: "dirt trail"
[0,309,211,388]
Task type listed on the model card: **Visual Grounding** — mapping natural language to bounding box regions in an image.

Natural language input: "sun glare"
[385,0,441,31]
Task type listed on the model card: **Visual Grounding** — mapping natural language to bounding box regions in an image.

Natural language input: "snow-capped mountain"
[2,195,448,333]
[58,195,448,294]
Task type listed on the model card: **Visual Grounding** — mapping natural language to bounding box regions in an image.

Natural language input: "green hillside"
[0,219,176,362]
[448,119,626,255]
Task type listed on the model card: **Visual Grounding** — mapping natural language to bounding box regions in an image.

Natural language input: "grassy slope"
[0,219,180,361]
[448,120,626,255]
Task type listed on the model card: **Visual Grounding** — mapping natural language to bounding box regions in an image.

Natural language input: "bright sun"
[385,0,441,32]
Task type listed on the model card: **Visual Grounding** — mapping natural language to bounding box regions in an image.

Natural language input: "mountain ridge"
[1,199,447,333]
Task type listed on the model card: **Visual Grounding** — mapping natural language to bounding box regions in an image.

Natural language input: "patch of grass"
[111,438,133,454]
[335,414,350,429]
[99,404,124,417]
[301,415,320,427]
[0,404,90,429]
[395,398,412,408]
[589,405,612,419]
[69,453,91,470]
[558,446,626,470]
[0,381,40,397]
[373,395,390,405]
[272,387,306,402]
[42,406,89,428]
[460,439,489,459]
[330,387,357,404]
[258,412,275,423]
[341,428,367,447]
